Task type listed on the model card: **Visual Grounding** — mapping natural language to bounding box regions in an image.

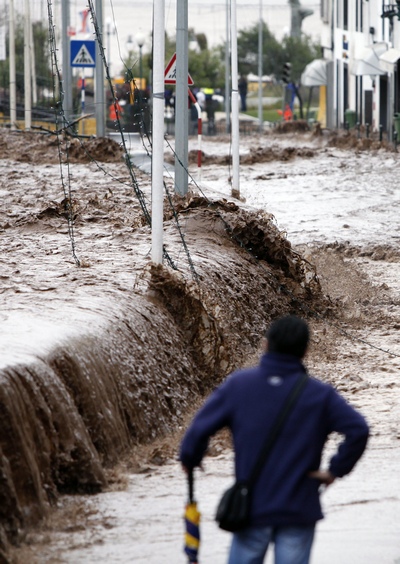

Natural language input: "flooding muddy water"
[2,129,400,563]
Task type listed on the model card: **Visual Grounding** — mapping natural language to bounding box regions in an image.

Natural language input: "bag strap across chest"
[248,372,309,488]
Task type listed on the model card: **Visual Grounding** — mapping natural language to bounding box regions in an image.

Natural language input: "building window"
[337,0,349,30]
[356,0,363,32]
[321,0,330,24]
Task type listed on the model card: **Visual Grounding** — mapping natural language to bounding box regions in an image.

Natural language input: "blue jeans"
[228,524,315,564]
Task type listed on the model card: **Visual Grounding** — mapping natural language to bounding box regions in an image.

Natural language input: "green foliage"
[196,33,208,52]
[234,21,321,82]
[246,107,282,123]
[188,47,224,89]
[281,35,321,82]
[119,22,320,92]
[236,22,282,77]
[134,30,225,90]
[0,16,52,101]
[128,31,175,82]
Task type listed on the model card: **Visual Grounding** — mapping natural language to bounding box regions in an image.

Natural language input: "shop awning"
[379,48,400,73]
[351,42,387,76]
[300,59,328,87]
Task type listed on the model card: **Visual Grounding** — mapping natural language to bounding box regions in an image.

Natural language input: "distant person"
[204,88,216,135]
[287,82,296,112]
[165,89,174,109]
[284,104,293,122]
[195,89,206,111]
[108,99,123,121]
[189,94,199,135]
[238,74,248,112]
[180,315,369,564]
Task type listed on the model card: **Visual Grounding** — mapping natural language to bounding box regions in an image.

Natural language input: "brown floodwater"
[0,129,328,559]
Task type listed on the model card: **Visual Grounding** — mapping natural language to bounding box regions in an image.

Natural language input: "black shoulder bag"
[215,372,308,532]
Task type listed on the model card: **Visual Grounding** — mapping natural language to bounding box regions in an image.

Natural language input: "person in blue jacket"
[180,315,369,564]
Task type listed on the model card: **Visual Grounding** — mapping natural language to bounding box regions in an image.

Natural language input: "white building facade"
[318,0,400,136]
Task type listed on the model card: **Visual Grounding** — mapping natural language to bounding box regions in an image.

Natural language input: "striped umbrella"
[184,469,201,563]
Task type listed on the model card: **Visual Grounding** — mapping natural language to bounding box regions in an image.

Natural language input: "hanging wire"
[106,0,154,148]
[163,137,400,359]
[164,184,199,283]
[102,0,197,277]
[88,0,184,273]
[46,0,80,266]
[87,0,152,226]
[47,1,400,359]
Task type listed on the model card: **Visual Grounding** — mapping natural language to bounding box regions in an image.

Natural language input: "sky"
[10,0,322,76]
[100,0,321,76]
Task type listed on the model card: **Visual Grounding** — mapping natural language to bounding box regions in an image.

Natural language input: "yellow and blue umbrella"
[184,469,201,563]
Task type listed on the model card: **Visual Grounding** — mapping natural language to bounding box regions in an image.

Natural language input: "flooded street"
[2,129,400,563]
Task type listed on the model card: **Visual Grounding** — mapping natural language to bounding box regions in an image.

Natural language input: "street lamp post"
[136,33,145,91]
[126,35,134,53]
[105,18,112,76]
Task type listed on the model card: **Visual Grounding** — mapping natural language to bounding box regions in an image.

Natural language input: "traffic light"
[282,62,291,84]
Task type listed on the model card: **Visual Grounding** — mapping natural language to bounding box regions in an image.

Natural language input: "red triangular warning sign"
[164,53,194,85]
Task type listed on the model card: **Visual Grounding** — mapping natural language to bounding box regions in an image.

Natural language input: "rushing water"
[2,130,400,563]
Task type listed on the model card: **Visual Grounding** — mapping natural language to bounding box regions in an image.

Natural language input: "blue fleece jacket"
[180,352,369,526]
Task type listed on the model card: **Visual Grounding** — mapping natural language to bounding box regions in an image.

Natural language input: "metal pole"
[24,0,32,130]
[389,69,394,142]
[29,16,37,105]
[151,0,165,264]
[61,0,73,122]
[95,0,105,137]
[136,35,146,79]
[139,46,143,89]
[81,68,85,135]
[231,0,240,197]
[257,0,263,132]
[224,0,230,133]
[189,89,202,181]
[9,0,16,129]
[106,19,111,74]
[175,0,189,196]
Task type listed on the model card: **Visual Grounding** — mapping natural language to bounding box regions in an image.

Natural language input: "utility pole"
[175,0,189,196]
[105,18,112,75]
[231,0,240,198]
[61,0,73,123]
[289,0,313,38]
[29,16,37,105]
[24,0,32,130]
[137,33,145,89]
[95,0,105,137]
[258,0,263,132]
[151,0,165,264]
[9,0,16,130]
[224,0,230,134]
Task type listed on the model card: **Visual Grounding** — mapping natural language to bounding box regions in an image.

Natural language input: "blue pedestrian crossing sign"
[70,40,96,68]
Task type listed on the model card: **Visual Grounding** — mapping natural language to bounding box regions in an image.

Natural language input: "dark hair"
[266,315,309,358]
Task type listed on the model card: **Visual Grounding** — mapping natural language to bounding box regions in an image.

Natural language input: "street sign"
[70,40,96,68]
[164,53,194,85]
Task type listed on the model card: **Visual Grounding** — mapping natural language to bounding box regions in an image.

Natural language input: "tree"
[188,47,225,89]
[231,21,321,82]
[0,15,52,105]
[281,35,321,82]
[124,22,320,96]
[135,30,225,91]
[125,31,175,82]
[235,22,282,77]
[196,32,208,52]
